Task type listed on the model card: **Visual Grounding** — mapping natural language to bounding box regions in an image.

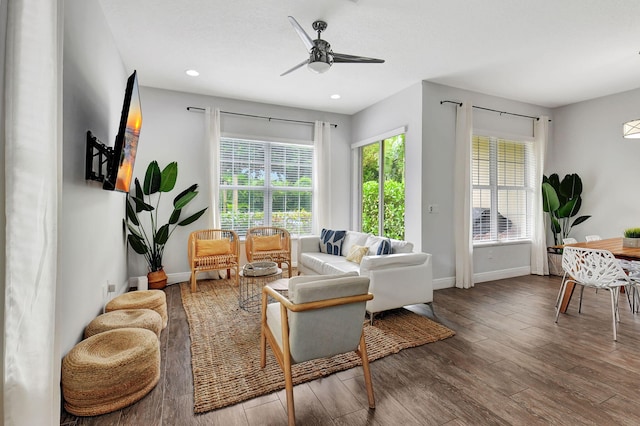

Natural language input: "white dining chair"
[563,238,578,245]
[585,235,602,242]
[556,247,636,340]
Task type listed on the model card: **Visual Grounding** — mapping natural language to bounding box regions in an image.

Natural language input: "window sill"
[473,239,532,248]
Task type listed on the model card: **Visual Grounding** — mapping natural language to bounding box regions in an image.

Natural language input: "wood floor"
[61,274,640,425]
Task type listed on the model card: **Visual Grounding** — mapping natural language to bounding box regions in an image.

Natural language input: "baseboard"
[434,266,531,289]
[167,272,191,285]
[128,271,222,290]
[474,266,531,283]
[130,265,531,291]
[433,277,456,290]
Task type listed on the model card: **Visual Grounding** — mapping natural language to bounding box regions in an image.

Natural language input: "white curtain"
[313,121,331,232]
[454,102,474,289]
[531,116,550,275]
[204,107,223,279]
[4,0,62,423]
[205,107,221,228]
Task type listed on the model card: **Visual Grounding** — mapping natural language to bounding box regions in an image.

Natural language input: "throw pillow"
[365,235,392,256]
[196,238,231,256]
[341,231,370,258]
[376,238,392,255]
[253,234,282,251]
[319,228,347,255]
[346,245,370,264]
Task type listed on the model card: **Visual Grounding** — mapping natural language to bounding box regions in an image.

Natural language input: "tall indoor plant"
[541,173,591,247]
[126,160,207,289]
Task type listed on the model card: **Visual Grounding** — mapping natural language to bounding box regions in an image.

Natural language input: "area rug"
[180,278,455,414]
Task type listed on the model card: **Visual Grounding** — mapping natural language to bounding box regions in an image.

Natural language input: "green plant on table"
[126,160,208,272]
[624,228,640,238]
[541,173,591,246]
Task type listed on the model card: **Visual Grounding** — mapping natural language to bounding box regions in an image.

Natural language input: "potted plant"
[126,161,207,289]
[623,228,640,248]
[542,173,591,247]
[542,173,591,275]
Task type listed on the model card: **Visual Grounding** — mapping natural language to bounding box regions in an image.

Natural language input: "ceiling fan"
[281,16,385,76]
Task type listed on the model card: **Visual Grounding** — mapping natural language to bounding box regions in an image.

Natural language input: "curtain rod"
[440,100,551,122]
[186,107,338,128]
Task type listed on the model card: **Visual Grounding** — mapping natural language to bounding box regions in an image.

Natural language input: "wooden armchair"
[246,226,292,277]
[188,229,240,292]
[261,274,375,425]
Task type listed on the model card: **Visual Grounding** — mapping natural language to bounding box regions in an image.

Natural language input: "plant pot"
[547,252,563,276]
[147,268,168,290]
[623,237,640,248]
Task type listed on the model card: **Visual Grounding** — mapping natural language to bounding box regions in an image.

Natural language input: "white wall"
[128,87,353,278]
[59,0,130,358]
[421,82,553,285]
[353,81,553,286]
[351,82,424,251]
[549,88,640,241]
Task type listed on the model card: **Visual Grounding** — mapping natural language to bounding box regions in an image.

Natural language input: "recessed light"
[330,94,341,100]
[185,69,200,77]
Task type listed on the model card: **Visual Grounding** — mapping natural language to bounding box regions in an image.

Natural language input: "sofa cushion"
[365,235,392,255]
[300,252,335,274]
[346,245,369,264]
[320,229,347,255]
[341,231,370,257]
[323,260,360,275]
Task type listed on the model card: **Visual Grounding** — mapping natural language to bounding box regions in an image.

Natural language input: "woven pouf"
[61,328,160,416]
[84,309,163,339]
[105,290,167,329]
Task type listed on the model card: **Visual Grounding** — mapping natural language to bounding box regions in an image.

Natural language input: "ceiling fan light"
[623,119,640,138]
[308,61,331,74]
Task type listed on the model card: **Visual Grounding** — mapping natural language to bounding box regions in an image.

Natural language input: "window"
[472,134,534,242]
[219,137,313,237]
[360,134,405,240]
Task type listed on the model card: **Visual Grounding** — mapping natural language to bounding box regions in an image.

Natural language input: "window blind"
[219,138,313,237]
[472,135,535,242]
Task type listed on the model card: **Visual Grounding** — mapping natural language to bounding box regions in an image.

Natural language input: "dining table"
[557,237,640,313]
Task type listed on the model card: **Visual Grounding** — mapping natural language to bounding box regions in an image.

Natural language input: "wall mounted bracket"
[85,130,113,183]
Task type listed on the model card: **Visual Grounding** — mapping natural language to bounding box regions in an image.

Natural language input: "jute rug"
[180,278,455,414]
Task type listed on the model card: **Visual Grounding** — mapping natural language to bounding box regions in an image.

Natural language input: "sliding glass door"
[360,134,405,239]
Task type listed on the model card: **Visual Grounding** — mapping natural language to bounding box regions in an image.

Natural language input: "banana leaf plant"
[541,173,591,247]
[126,161,207,272]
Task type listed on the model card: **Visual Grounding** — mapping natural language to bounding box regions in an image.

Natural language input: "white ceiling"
[99,0,640,115]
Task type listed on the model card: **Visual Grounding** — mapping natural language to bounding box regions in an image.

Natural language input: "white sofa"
[297,231,433,318]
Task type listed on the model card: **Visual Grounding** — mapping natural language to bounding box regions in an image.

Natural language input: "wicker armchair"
[188,229,240,292]
[246,227,292,277]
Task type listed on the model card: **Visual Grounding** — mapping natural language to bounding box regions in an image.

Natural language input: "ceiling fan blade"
[333,52,385,63]
[280,58,310,76]
[287,16,314,51]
